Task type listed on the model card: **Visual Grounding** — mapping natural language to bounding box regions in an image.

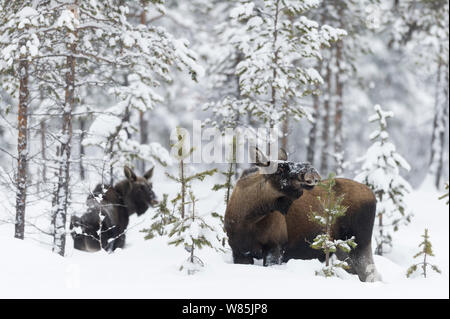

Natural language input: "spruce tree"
[308,173,357,278]
[406,229,441,278]
[356,104,413,256]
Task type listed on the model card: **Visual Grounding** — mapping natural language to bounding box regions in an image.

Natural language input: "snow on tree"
[307,0,377,175]
[308,173,357,278]
[0,2,48,240]
[389,0,449,189]
[406,228,441,278]
[355,104,413,256]
[165,128,222,274]
[79,0,203,184]
[209,0,346,143]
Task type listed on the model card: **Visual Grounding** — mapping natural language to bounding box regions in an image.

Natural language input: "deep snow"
[0,170,448,299]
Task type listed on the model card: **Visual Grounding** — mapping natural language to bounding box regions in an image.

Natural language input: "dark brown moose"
[224,148,381,282]
[70,166,158,252]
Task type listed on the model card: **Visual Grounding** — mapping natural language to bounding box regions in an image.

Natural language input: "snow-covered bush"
[356,104,413,255]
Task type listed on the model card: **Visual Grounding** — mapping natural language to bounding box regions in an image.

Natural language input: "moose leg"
[335,249,357,275]
[263,244,284,266]
[348,242,382,282]
[113,233,126,250]
[256,211,288,266]
[232,250,254,265]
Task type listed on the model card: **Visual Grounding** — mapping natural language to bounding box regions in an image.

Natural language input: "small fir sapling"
[144,127,221,274]
[308,173,357,278]
[212,135,238,206]
[168,190,219,275]
[406,229,441,278]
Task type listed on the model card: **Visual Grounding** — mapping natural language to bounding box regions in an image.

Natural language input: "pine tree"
[406,229,441,278]
[308,0,377,175]
[143,127,221,274]
[81,0,202,184]
[0,2,46,239]
[210,1,346,144]
[356,104,413,256]
[308,173,357,278]
[389,0,449,189]
[439,182,449,205]
[141,193,177,239]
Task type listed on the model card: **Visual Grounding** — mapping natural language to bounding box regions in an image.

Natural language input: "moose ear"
[124,166,137,182]
[144,167,154,180]
[278,148,288,161]
[250,146,270,167]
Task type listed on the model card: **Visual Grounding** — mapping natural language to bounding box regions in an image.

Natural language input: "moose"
[224,148,381,282]
[70,166,158,252]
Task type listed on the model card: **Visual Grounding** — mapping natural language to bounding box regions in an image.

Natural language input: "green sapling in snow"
[406,228,441,278]
[308,173,357,277]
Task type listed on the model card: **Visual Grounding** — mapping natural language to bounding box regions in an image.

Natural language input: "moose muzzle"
[299,165,321,187]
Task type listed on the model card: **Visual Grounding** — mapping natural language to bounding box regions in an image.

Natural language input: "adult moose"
[224,148,381,282]
[70,166,158,252]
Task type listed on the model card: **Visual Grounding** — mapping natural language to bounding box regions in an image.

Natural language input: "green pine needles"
[309,173,357,278]
[406,229,441,278]
[141,194,177,240]
[142,127,221,275]
[439,182,449,205]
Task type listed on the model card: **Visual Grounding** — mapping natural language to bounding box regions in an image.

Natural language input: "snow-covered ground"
[0,169,448,299]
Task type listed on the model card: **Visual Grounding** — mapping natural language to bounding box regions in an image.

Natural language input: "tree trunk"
[52,8,77,256]
[139,111,148,171]
[320,61,332,175]
[15,58,29,240]
[435,65,449,188]
[334,42,344,175]
[40,121,47,183]
[429,52,442,169]
[281,116,288,151]
[180,159,185,219]
[307,85,320,165]
[79,117,86,180]
[138,6,148,173]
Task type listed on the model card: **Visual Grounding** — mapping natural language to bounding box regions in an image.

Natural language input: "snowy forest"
[0,0,448,299]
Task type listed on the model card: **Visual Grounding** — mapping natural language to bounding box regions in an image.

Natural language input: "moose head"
[253,147,321,200]
[122,166,158,216]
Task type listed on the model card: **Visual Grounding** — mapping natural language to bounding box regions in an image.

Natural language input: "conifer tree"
[389,0,449,189]
[207,0,346,143]
[439,182,449,205]
[406,229,441,278]
[142,193,177,239]
[143,128,222,274]
[308,173,357,278]
[0,2,39,240]
[356,104,413,256]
